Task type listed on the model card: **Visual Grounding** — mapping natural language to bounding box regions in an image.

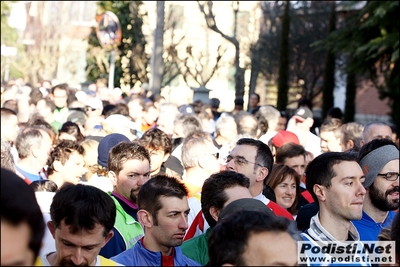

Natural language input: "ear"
[102,230,115,247]
[108,171,117,186]
[137,209,153,228]
[313,184,326,202]
[347,140,355,150]
[47,221,56,239]
[53,160,63,172]
[162,153,170,163]
[197,156,206,169]
[256,166,269,182]
[306,118,314,128]
[31,146,40,158]
[209,206,220,222]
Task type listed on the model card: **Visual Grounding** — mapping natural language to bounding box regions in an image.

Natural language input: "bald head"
[361,122,392,147]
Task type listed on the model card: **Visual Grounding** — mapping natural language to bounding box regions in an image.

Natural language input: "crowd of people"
[1,78,399,266]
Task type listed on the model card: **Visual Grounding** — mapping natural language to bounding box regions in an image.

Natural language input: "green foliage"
[86,1,149,88]
[315,1,399,126]
[1,1,18,45]
[277,1,290,111]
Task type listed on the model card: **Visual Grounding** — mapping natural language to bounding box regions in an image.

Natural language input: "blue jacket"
[111,239,201,266]
[352,210,396,241]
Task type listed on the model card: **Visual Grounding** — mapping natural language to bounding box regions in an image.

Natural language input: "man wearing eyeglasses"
[353,138,399,241]
[225,138,294,220]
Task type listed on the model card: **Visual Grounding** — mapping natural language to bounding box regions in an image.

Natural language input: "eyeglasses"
[224,155,264,168]
[85,107,96,112]
[377,172,399,181]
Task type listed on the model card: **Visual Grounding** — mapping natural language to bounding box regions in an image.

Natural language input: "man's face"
[276,116,287,132]
[249,94,259,108]
[1,221,34,266]
[52,88,68,109]
[156,117,175,138]
[49,220,112,266]
[84,106,102,118]
[128,100,143,121]
[368,159,399,211]
[322,161,366,221]
[201,141,221,175]
[283,155,306,177]
[242,231,297,266]
[220,121,238,142]
[148,149,169,176]
[1,114,19,142]
[110,159,151,204]
[172,122,184,139]
[226,145,260,190]
[320,131,342,153]
[58,151,86,185]
[149,196,190,250]
[142,106,159,125]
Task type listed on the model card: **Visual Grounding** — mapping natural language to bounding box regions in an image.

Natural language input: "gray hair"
[215,115,236,136]
[1,139,15,172]
[341,122,364,152]
[257,105,280,130]
[181,131,213,169]
[15,126,48,159]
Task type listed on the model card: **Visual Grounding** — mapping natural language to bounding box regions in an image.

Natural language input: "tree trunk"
[344,55,356,123]
[277,1,290,111]
[322,2,336,120]
[150,1,165,95]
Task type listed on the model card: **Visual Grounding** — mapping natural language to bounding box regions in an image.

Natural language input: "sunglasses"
[85,107,96,112]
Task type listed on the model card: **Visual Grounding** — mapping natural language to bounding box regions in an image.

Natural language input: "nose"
[287,186,295,195]
[179,214,188,230]
[226,160,236,171]
[71,248,84,265]
[357,181,367,196]
[138,175,149,186]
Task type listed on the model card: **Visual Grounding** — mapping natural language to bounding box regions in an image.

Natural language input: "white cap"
[105,114,138,131]
[86,97,103,110]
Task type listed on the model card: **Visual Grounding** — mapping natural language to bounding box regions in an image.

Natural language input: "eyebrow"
[167,208,191,215]
[340,175,365,181]
[61,238,100,248]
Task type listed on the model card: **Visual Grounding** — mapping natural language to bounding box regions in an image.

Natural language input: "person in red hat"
[268,130,300,160]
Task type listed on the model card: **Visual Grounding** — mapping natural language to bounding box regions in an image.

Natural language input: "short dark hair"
[201,171,250,227]
[58,121,84,142]
[137,175,188,225]
[236,138,274,182]
[139,127,172,154]
[108,142,150,176]
[50,183,116,237]
[305,152,358,203]
[275,142,306,164]
[208,209,300,266]
[1,168,45,261]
